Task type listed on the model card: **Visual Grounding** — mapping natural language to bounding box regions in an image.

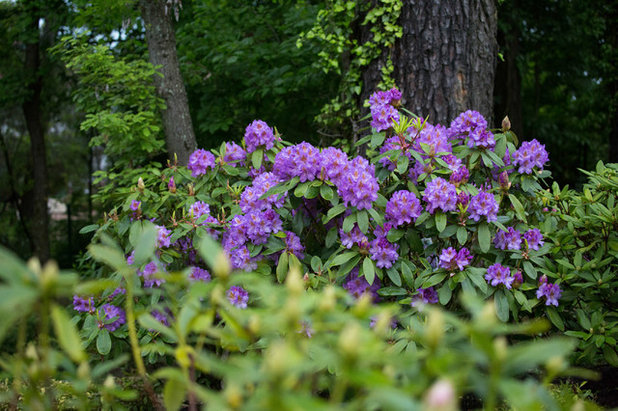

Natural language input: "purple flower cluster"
[240,172,286,212]
[369,88,401,131]
[423,177,457,214]
[378,136,411,171]
[450,166,470,186]
[189,266,211,282]
[512,139,549,174]
[156,225,171,248]
[188,149,216,177]
[413,124,451,157]
[244,120,275,153]
[369,236,399,269]
[468,190,499,222]
[130,200,141,211]
[223,141,246,166]
[524,228,544,250]
[339,225,368,249]
[447,110,495,149]
[107,287,125,301]
[99,304,126,332]
[227,286,249,309]
[385,190,423,227]
[343,269,381,299]
[139,261,165,288]
[536,275,561,306]
[282,231,304,260]
[273,142,321,182]
[439,247,472,271]
[73,296,95,313]
[151,309,170,327]
[485,263,514,289]
[411,287,439,306]
[494,227,522,250]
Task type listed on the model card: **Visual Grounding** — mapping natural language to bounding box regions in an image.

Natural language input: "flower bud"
[319,286,336,312]
[78,361,91,380]
[213,252,231,279]
[479,301,497,326]
[426,309,444,349]
[137,177,145,192]
[225,383,243,409]
[493,336,508,362]
[498,171,511,190]
[168,176,176,193]
[248,315,260,335]
[512,271,523,288]
[339,323,361,358]
[423,379,457,411]
[285,266,303,296]
[502,115,511,131]
[103,375,115,389]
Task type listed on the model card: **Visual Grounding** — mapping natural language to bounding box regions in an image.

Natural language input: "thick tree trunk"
[22,9,50,263]
[139,0,197,165]
[363,0,498,127]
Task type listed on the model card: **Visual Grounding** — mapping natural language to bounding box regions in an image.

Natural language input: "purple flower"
[189,201,211,219]
[413,124,451,157]
[223,141,246,166]
[447,110,488,142]
[411,287,439,306]
[468,190,499,222]
[343,268,381,299]
[244,120,275,153]
[386,190,423,227]
[512,139,549,174]
[156,225,171,248]
[369,237,399,269]
[226,245,257,271]
[536,280,561,307]
[467,128,495,150]
[494,227,522,250]
[524,228,544,251]
[439,247,472,271]
[272,143,321,182]
[337,158,379,210]
[485,263,514,289]
[98,304,126,332]
[283,231,304,260]
[339,226,368,249]
[107,287,126,301]
[130,200,141,211]
[450,166,470,186]
[151,309,170,327]
[369,89,401,131]
[423,177,457,214]
[227,286,249,309]
[168,176,176,193]
[73,295,95,313]
[189,266,211,282]
[188,149,216,177]
[139,262,165,288]
[320,147,351,181]
[512,271,523,287]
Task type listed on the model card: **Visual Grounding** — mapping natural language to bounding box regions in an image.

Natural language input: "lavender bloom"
[283,231,304,260]
[512,139,549,174]
[439,247,472,271]
[320,147,351,181]
[467,128,495,150]
[447,110,488,142]
[536,278,561,306]
[369,237,399,269]
[524,228,544,251]
[343,269,381,299]
[189,201,211,219]
[370,100,400,131]
[413,124,451,157]
[485,263,514,289]
[339,226,368,249]
[423,177,457,214]
[130,200,141,211]
[378,136,411,171]
[457,191,470,209]
[411,287,439,306]
[168,176,176,193]
[156,225,172,248]
[107,287,126,301]
[188,149,216,177]
[189,266,211,282]
[226,245,257,271]
[468,190,499,222]
[139,262,165,288]
[450,166,470,186]
[227,286,249,309]
[73,296,95,313]
[272,143,321,182]
[337,158,379,210]
[223,141,246,166]
[99,304,126,332]
[494,227,522,250]
[512,271,523,287]
[151,309,170,327]
[385,190,423,227]
[244,120,275,153]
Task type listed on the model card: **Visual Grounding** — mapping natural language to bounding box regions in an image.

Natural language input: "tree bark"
[139,0,197,165]
[363,0,498,127]
[22,5,50,263]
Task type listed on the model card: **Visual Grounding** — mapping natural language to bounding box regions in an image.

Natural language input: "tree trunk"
[364,0,498,127]
[22,6,50,263]
[608,2,618,163]
[139,0,197,165]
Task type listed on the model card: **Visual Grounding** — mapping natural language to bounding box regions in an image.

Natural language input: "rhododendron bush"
[75,87,617,367]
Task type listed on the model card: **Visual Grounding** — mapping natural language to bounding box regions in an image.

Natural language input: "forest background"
[0,0,616,268]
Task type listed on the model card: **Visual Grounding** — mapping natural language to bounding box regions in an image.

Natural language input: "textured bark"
[363,0,498,127]
[22,8,50,263]
[139,0,196,165]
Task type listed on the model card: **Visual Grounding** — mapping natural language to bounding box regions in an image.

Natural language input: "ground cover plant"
[1,86,614,408]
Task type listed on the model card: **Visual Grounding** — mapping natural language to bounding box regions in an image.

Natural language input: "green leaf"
[467,268,488,293]
[324,203,346,223]
[494,290,509,322]
[478,223,491,253]
[435,212,446,233]
[342,213,357,233]
[196,233,224,272]
[276,252,289,283]
[546,307,564,331]
[386,267,401,287]
[310,256,322,273]
[509,194,527,223]
[51,304,86,363]
[401,261,414,287]
[320,185,334,200]
[438,284,452,305]
[457,226,468,245]
[138,314,178,341]
[79,224,99,234]
[251,148,263,170]
[522,261,537,280]
[357,210,369,233]
[163,377,187,411]
[396,155,409,174]
[363,258,375,285]
[131,221,158,265]
[331,251,359,267]
[387,229,404,242]
[96,329,112,355]
[602,346,618,367]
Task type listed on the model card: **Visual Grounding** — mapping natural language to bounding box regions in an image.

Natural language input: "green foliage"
[298,0,402,130]
[53,35,166,166]
[540,162,618,366]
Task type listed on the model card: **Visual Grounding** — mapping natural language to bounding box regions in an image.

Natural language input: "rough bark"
[22,7,50,263]
[139,0,196,165]
[363,0,498,127]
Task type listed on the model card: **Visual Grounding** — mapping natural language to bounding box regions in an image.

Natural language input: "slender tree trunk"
[363,0,498,127]
[22,6,50,263]
[139,0,197,165]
